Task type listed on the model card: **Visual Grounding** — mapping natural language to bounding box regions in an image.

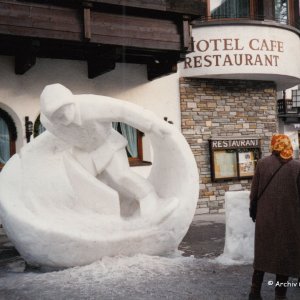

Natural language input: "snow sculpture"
[0,84,199,268]
[217,191,255,264]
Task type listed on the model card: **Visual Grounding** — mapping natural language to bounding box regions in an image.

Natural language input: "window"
[112,122,148,166]
[209,0,250,19]
[275,0,289,23]
[34,116,148,167]
[0,109,17,171]
[292,89,300,108]
[206,0,297,25]
[33,115,46,138]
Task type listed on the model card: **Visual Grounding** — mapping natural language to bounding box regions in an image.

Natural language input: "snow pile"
[1,254,238,300]
[0,254,199,290]
[216,191,255,265]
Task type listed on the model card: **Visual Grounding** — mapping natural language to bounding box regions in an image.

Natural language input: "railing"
[277,99,286,114]
[196,15,300,30]
[277,98,298,115]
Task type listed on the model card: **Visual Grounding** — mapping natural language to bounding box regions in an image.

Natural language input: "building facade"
[0,1,300,217]
[179,0,300,213]
[0,0,203,173]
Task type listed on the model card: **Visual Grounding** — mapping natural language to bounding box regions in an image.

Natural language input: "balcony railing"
[277,98,300,121]
[196,15,300,30]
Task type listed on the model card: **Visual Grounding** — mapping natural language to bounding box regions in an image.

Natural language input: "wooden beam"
[250,0,256,19]
[12,0,204,17]
[87,57,116,78]
[87,48,116,78]
[0,2,183,51]
[166,0,205,16]
[0,0,197,79]
[147,59,177,81]
[82,2,93,41]
[182,16,192,51]
[83,7,91,40]
[90,12,182,50]
[15,40,39,75]
[85,0,204,16]
[0,2,82,41]
[294,0,300,28]
[15,54,36,75]
[263,0,275,20]
[289,0,297,27]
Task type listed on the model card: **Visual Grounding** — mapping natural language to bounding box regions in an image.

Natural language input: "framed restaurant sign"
[209,137,261,182]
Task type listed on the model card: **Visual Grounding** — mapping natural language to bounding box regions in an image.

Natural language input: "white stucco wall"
[0,56,181,164]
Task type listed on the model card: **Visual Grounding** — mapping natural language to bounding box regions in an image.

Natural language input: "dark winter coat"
[250,153,300,277]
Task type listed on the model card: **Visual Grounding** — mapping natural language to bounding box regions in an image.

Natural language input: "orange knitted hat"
[271,134,293,160]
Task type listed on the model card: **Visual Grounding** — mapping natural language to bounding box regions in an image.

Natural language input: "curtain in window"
[111,122,138,158]
[112,122,118,130]
[275,0,288,24]
[211,0,250,18]
[38,122,46,135]
[120,123,138,158]
[33,116,46,138]
[0,118,10,164]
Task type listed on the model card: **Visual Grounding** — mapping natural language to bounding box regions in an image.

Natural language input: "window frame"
[275,0,289,24]
[292,89,300,108]
[0,109,17,171]
[113,122,151,167]
[207,0,253,20]
[209,138,261,182]
[206,0,296,25]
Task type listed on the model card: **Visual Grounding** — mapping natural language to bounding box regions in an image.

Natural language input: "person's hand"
[249,202,257,222]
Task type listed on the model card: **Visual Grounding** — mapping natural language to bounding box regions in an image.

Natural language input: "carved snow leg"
[63,151,120,216]
[138,191,159,217]
[139,192,179,223]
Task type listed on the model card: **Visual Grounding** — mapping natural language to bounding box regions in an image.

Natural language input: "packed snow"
[0,254,243,300]
[0,84,199,268]
[216,191,255,265]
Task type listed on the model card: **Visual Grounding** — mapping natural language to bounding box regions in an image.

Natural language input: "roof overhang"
[0,0,205,79]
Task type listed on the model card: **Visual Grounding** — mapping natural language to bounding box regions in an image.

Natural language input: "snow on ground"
[0,254,244,300]
[0,254,210,300]
[1,254,300,300]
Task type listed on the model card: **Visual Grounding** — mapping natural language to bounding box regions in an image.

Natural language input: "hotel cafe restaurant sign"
[179,25,300,88]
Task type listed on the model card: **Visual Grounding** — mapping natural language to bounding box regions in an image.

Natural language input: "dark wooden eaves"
[17,0,205,17]
[0,0,200,79]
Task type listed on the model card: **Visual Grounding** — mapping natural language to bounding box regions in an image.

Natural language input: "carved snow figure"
[0,84,199,269]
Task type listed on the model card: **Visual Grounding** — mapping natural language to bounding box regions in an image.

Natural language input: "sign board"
[209,138,261,181]
[179,25,300,90]
[211,138,260,149]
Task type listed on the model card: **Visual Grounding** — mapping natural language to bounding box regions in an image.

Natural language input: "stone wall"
[180,78,278,214]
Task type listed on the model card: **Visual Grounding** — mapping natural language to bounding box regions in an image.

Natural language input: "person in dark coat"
[249,134,300,300]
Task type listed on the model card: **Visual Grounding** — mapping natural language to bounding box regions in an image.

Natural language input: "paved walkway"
[0,215,300,300]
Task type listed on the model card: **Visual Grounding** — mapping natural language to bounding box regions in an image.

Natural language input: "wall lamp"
[164,116,173,124]
[25,116,33,143]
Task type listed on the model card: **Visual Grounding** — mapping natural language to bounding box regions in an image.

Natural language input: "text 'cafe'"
[184,38,284,68]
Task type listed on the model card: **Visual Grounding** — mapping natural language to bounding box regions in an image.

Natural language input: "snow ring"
[0,85,199,268]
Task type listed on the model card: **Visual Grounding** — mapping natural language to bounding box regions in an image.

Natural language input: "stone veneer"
[180,78,278,214]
